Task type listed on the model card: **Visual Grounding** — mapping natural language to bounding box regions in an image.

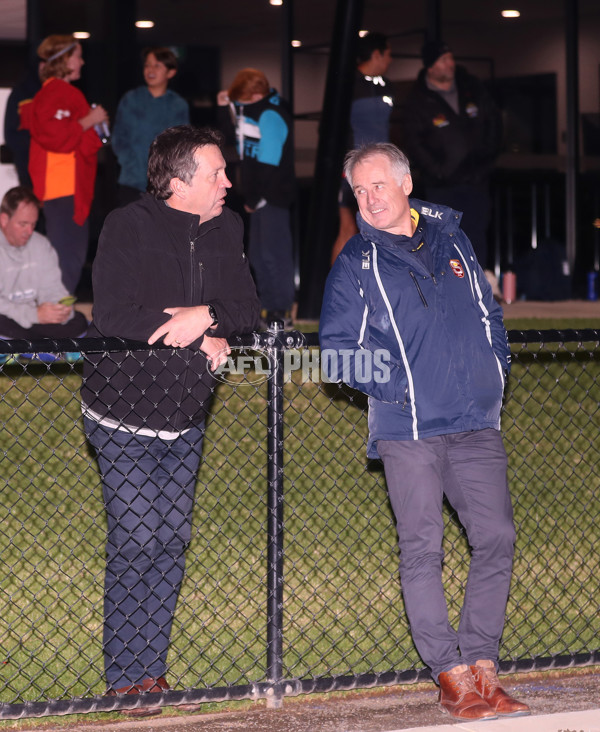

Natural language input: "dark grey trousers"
[378,428,516,682]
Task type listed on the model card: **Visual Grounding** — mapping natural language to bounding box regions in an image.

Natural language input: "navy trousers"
[247,203,295,313]
[85,417,204,689]
[377,429,516,682]
[44,196,89,294]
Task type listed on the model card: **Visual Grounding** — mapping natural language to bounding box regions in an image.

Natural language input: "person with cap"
[400,40,502,276]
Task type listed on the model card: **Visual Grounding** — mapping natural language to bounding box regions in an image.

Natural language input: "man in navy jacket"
[320,143,528,722]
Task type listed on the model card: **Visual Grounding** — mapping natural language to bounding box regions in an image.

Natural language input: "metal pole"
[507,187,514,266]
[531,183,538,250]
[544,183,551,239]
[26,0,42,64]
[565,0,579,274]
[494,185,501,278]
[299,0,364,318]
[281,0,294,111]
[426,0,442,43]
[266,324,285,709]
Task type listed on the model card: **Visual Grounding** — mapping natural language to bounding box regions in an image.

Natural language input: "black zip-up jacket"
[401,66,502,187]
[81,193,260,433]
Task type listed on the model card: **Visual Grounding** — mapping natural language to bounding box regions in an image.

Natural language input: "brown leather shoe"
[438,665,498,720]
[470,661,531,716]
[106,676,169,718]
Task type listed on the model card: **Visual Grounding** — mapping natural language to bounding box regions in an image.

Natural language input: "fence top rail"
[297,330,600,347]
[0,329,598,356]
[506,328,600,344]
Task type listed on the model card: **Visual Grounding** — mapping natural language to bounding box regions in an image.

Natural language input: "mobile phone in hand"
[59,295,77,306]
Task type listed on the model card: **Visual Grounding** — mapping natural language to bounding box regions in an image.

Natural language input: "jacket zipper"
[410,271,429,308]
[189,237,196,303]
[190,225,204,304]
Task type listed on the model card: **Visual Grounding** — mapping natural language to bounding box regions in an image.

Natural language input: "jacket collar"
[358,197,462,247]
[234,88,281,113]
[140,192,224,237]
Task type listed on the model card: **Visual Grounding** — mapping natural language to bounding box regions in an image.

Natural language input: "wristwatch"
[207,304,218,327]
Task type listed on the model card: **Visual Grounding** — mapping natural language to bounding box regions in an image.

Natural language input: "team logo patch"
[449,259,464,278]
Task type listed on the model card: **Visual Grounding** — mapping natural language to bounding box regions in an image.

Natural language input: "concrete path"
[397,708,600,731]
[21,669,599,732]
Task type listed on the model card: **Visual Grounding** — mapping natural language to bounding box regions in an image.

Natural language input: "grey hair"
[344,143,411,189]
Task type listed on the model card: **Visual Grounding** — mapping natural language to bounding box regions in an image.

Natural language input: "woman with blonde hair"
[20,34,108,293]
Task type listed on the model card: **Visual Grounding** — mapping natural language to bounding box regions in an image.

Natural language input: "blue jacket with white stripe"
[319,199,510,458]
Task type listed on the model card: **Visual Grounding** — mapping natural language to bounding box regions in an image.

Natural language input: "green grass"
[0,331,599,708]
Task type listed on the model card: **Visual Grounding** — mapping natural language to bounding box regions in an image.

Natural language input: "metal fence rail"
[0,329,598,719]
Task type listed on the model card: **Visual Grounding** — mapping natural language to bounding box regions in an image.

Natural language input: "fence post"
[265,322,285,709]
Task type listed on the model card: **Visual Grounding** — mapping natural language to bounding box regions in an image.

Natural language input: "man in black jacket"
[81,125,260,716]
[401,41,502,271]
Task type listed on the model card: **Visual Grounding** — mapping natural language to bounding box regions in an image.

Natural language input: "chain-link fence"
[0,329,598,719]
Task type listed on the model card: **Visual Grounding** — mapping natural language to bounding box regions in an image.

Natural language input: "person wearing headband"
[19,34,108,294]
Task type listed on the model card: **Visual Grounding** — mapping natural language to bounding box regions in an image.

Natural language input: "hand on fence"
[200,336,231,370]
[148,306,213,348]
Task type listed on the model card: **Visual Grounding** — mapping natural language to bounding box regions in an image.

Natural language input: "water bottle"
[502,271,517,304]
[91,104,110,144]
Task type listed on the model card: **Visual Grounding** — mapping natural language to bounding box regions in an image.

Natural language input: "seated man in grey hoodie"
[0,186,87,344]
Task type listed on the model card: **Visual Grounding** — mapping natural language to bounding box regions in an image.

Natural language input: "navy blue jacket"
[319,199,510,458]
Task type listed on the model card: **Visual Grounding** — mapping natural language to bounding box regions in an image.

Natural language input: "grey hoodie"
[0,229,70,329]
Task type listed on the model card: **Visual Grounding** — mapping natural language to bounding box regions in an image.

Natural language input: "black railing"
[0,328,598,719]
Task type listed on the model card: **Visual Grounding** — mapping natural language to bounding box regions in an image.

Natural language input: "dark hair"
[357,32,389,64]
[0,186,41,217]
[344,143,411,189]
[147,125,224,200]
[142,46,179,72]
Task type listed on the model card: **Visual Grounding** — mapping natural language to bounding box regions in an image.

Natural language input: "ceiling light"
[291,40,302,47]
[501,10,521,18]
[135,20,155,28]
[358,30,369,38]
[72,31,90,39]
[269,0,283,5]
